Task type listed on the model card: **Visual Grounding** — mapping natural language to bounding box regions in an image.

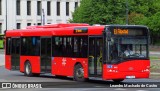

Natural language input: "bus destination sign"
[114,29,129,35]
[74,28,88,33]
[113,28,145,36]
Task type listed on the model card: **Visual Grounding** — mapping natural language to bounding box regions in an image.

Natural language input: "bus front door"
[40,37,52,73]
[11,38,20,70]
[89,37,103,77]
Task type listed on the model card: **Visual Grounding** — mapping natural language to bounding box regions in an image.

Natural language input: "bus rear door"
[40,37,52,73]
[11,38,20,70]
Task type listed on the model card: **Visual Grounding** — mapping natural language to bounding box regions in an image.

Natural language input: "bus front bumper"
[103,72,150,80]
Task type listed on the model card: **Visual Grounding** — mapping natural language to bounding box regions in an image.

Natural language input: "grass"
[150,58,160,73]
[150,59,160,79]
[150,56,160,60]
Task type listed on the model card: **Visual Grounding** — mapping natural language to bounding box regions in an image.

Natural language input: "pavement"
[150,73,160,75]
[0,54,4,66]
[150,51,160,55]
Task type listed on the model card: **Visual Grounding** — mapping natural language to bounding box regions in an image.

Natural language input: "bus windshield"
[109,36,148,63]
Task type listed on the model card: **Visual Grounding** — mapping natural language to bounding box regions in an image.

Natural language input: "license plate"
[126,76,135,79]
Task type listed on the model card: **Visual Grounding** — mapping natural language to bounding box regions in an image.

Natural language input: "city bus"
[0,34,4,49]
[5,23,150,82]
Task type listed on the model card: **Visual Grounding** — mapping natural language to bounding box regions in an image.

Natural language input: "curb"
[150,51,160,55]
[150,73,160,75]
[0,65,4,67]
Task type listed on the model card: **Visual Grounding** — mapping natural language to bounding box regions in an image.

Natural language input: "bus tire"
[24,61,33,77]
[74,64,86,82]
[113,79,124,83]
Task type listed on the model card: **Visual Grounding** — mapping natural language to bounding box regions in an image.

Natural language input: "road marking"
[114,88,127,90]
[0,79,8,81]
[136,90,148,91]
[94,85,105,88]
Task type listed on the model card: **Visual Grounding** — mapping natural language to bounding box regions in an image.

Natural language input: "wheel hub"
[76,68,84,78]
[26,63,31,75]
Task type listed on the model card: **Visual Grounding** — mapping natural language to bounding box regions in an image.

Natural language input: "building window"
[27,23,31,26]
[75,2,78,10]
[37,1,41,15]
[66,2,69,16]
[16,0,21,15]
[17,23,21,29]
[0,23,2,33]
[47,1,51,16]
[0,0,2,15]
[37,23,41,25]
[57,2,60,16]
[27,1,31,15]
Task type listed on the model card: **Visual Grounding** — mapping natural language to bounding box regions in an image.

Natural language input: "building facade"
[0,0,80,34]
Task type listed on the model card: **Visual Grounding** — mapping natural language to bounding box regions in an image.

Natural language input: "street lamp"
[42,9,45,25]
[5,0,7,31]
[41,0,45,25]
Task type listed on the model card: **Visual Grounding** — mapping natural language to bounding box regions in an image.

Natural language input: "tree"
[71,0,127,25]
[147,12,160,44]
[71,0,160,44]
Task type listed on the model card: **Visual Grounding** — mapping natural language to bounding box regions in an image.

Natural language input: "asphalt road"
[0,66,160,91]
[0,53,160,91]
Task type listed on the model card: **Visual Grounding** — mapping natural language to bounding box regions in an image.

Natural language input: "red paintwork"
[103,60,150,80]
[52,57,88,77]
[5,23,102,76]
[26,23,90,29]
[5,55,11,70]
[5,23,150,80]
[20,56,40,73]
[6,26,105,37]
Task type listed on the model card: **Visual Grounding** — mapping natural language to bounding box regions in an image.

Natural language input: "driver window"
[124,45,134,57]
[110,44,118,59]
[110,38,118,60]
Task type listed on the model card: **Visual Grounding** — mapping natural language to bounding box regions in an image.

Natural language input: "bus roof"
[6,24,105,37]
[26,23,90,29]
[6,23,149,37]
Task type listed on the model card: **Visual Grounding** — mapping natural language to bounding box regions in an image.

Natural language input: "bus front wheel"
[74,64,86,82]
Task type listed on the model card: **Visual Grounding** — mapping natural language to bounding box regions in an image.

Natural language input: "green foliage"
[147,12,160,35]
[71,0,160,39]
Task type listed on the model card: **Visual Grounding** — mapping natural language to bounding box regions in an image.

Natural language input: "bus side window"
[66,37,72,57]
[58,37,65,56]
[73,37,78,57]
[52,37,61,57]
[34,37,40,56]
[81,37,88,58]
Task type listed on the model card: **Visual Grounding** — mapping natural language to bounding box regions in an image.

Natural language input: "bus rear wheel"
[24,61,33,76]
[113,79,124,83]
[24,61,40,77]
[74,64,86,82]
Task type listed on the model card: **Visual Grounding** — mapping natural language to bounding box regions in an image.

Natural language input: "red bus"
[5,23,150,82]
